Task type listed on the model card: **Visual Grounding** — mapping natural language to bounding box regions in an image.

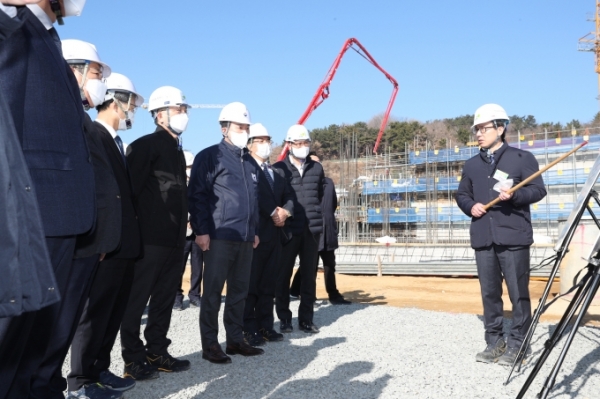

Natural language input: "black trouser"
[121,245,183,362]
[243,236,281,332]
[290,249,342,300]
[68,258,135,390]
[0,237,97,399]
[176,236,203,302]
[276,226,320,324]
[475,244,532,349]
[200,240,253,350]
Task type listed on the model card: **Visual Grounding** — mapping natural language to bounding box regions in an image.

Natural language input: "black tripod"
[515,253,600,398]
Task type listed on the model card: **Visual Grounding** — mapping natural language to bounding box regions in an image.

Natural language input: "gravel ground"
[62,300,600,399]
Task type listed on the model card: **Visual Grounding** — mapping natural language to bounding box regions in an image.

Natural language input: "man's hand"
[2,1,41,5]
[471,203,487,218]
[196,234,210,251]
[498,188,513,201]
[253,235,260,249]
[272,207,289,225]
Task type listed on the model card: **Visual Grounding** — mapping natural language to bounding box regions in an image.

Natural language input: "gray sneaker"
[475,339,506,363]
[498,346,529,366]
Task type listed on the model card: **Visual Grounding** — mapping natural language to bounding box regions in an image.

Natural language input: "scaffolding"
[334,126,600,246]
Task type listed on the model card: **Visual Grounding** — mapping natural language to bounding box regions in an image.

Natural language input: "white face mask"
[292,146,310,160]
[63,0,87,17]
[84,78,108,108]
[229,130,249,149]
[254,142,271,160]
[168,113,189,135]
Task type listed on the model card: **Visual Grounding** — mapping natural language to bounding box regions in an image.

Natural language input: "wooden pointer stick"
[483,141,588,210]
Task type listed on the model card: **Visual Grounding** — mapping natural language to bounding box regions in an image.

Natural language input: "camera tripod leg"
[537,267,600,399]
[515,267,594,399]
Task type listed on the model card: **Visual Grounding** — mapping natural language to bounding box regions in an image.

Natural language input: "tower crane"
[578,0,600,110]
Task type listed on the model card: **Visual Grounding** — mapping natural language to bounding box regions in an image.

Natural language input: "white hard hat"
[249,123,270,139]
[147,86,189,113]
[104,73,144,106]
[218,102,251,125]
[472,104,509,128]
[61,39,111,77]
[63,0,87,17]
[285,124,311,142]
[183,150,194,167]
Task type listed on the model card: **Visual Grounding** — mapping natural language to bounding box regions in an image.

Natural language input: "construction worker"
[274,124,324,334]
[188,102,263,364]
[120,86,190,379]
[243,123,294,345]
[67,73,144,398]
[174,150,203,311]
[0,3,96,397]
[290,152,351,305]
[456,104,546,366]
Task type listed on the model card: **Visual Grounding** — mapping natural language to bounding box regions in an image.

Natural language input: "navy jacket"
[250,158,294,244]
[274,155,324,236]
[455,143,546,249]
[189,139,259,243]
[320,177,339,252]
[127,127,187,248]
[0,6,95,237]
[0,6,57,317]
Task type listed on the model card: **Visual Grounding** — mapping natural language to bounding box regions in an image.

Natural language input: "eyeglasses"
[290,141,310,148]
[472,125,496,134]
[252,138,271,144]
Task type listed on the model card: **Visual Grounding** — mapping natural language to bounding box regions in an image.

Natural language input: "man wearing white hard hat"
[67,73,144,398]
[242,123,294,346]
[274,124,324,334]
[456,104,546,366]
[120,86,190,378]
[188,102,263,363]
[173,150,203,311]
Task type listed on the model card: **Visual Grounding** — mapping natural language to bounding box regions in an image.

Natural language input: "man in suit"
[0,3,97,397]
[243,123,294,346]
[120,86,191,378]
[290,153,351,305]
[67,73,144,399]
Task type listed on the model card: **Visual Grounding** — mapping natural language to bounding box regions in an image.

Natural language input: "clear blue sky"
[58,0,597,155]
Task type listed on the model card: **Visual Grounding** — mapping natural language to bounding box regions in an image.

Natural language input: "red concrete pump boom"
[277,37,399,161]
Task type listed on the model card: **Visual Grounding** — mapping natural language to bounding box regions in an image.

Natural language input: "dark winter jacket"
[188,139,259,243]
[274,155,324,236]
[126,127,188,248]
[320,177,339,252]
[455,143,546,249]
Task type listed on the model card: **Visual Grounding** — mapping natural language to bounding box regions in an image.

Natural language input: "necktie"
[262,163,274,191]
[489,153,495,165]
[114,135,127,166]
[48,27,63,56]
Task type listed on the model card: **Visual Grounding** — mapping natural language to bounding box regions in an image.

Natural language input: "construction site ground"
[182,267,600,326]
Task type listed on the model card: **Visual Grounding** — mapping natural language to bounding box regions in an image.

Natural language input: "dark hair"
[494,120,509,141]
[95,91,131,112]
[219,121,229,128]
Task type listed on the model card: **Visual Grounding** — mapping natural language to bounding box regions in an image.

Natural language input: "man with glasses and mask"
[120,86,190,379]
[242,123,294,346]
[274,125,324,334]
[67,73,144,399]
[0,2,95,397]
[456,104,546,366]
[188,102,263,364]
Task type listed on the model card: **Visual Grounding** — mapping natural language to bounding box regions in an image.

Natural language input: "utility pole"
[578,0,600,110]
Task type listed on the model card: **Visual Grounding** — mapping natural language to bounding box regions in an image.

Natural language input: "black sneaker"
[259,328,284,342]
[475,339,506,363]
[146,352,190,372]
[123,360,159,381]
[497,346,529,366]
[329,296,351,305]
[66,383,123,399]
[243,331,266,346]
[280,319,293,333]
[173,297,183,311]
[298,321,320,334]
[189,297,201,307]
[98,370,136,392]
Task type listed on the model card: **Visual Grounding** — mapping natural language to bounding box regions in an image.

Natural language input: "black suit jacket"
[127,127,187,248]
[94,121,142,260]
[252,159,294,243]
[0,8,58,316]
[74,114,121,258]
[0,7,95,237]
